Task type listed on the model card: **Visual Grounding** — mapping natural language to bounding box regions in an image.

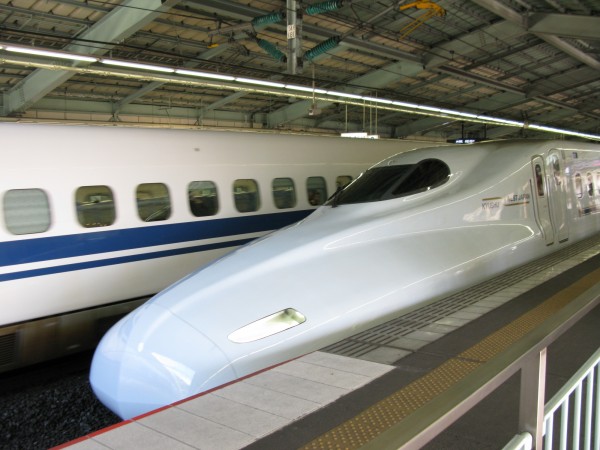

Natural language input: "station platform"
[56,234,600,450]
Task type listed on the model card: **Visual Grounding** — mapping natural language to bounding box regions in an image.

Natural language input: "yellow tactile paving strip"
[301,267,600,450]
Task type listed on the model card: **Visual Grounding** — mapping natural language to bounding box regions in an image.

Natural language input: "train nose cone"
[90,302,236,420]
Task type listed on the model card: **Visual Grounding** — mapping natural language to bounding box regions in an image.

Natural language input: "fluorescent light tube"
[439,109,478,119]
[392,100,419,109]
[100,59,174,73]
[5,45,97,62]
[477,115,523,127]
[529,124,600,140]
[362,97,394,104]
[413,104,442,112]
[175,69,235,80]
[285,84,327,94]
[284,84,312,92]
[235,77,285,88]
[327,90,363,99]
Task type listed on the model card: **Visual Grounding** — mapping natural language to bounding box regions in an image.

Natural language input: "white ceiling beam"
[527,13,600,40]
[526,66,598,97]
[539,34,600,71]
[424,20,525,69]
[472,0,600,71]
[471,0,524,24]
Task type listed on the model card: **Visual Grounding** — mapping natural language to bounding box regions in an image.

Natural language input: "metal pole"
[287,0,302,74]
[519,348,547,449]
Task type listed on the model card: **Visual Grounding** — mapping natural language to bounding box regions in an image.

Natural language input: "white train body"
[0,123,415,371]
[90,139,600,419]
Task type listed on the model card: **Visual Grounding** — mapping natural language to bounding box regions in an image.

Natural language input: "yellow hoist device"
[398,0,446,40]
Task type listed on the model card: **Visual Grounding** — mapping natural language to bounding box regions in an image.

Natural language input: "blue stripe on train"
[0,237,254,282]
[0,210,312,280]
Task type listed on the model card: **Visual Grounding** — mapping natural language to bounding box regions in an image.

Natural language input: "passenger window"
[307,176,327,206]
[233,179,260,213]
[587,173,594,197]
[534,164,544,197]
[136,183,171,222]
[188,181,218,217]
[3,189,51,235]
[76,185,116,228]
[336,175,353,189]
[575,174,583,199]
[272,178,297,209]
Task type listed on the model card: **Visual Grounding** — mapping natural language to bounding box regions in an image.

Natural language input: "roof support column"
[287,0,303,74]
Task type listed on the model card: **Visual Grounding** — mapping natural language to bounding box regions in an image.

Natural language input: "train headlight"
[228,308,306,343]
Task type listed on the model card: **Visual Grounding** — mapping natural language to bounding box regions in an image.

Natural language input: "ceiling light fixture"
[174,69,235,81]
[478,116,524,127]
[235,77,286,88]
[326,90,363,99]
[285,84,327,94]
[100,58,175,73]
[440,109,478,119]
[362,97,394,105]
[528,124,599,140]
[392,100,420,109]
[1,44,599,141]
[5,45,97,62]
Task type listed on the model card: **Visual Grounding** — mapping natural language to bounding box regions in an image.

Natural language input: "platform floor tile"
[69,352,394,450]
[360,346,411,365]
[300,351,393,377]
[177,393,288,439]
[244,370,349,404]
[93,422,197,450]
[138,407,253,449]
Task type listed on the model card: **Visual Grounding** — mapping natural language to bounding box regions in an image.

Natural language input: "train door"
[546,151,569,242]
[531,156,554,245]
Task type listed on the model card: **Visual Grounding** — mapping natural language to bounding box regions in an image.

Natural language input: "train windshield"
[328,158,450,206]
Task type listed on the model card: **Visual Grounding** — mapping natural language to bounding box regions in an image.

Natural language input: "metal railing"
[541,347,599,450]
[361,281,600,449]
[504,433,534,450]
[503,347,600,450]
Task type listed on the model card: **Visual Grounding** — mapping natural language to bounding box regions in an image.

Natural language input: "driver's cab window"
[328,158,450,205]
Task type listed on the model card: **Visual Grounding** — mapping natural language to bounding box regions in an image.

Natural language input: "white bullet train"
[0,122,418,372]
[90,139,600,420]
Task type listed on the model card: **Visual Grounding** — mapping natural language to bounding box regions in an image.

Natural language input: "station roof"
[1,0,599,141]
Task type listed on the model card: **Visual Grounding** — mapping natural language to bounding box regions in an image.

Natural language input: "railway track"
[0,351,119,450]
